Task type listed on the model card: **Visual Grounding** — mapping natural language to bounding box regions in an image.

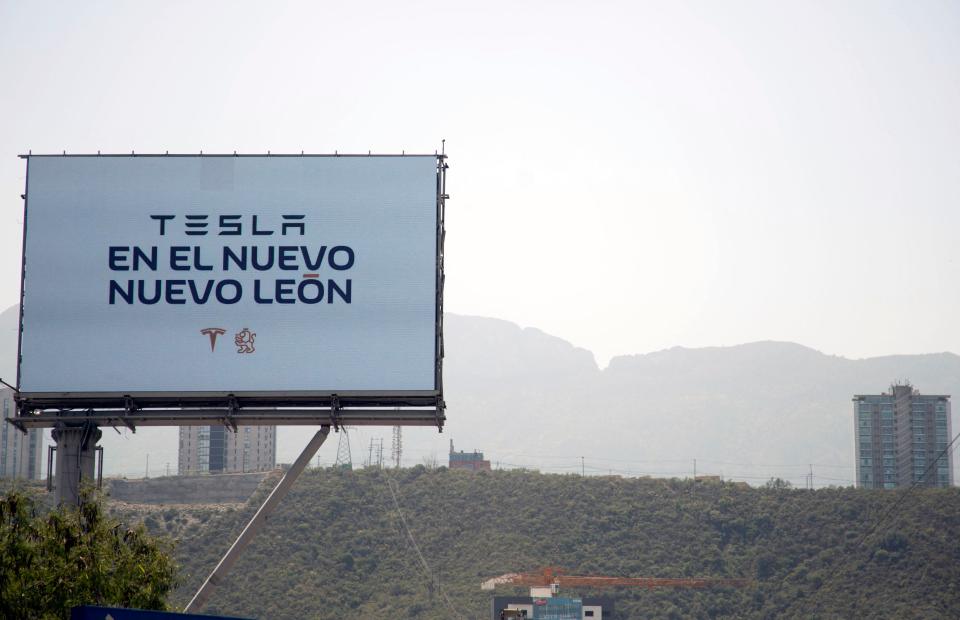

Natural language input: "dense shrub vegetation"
[119,468,960,619]
[1,490,176,619]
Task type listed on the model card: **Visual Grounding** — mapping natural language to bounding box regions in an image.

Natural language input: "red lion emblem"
[234,328,256,354]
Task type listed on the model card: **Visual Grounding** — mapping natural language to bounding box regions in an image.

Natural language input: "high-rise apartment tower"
[179,425,276,475]
[0,387,44,480]
[854,383,953,489]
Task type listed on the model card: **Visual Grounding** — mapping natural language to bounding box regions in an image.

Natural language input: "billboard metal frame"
[12,152,447,430]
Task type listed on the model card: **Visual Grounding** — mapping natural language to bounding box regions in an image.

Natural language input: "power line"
[337,442,858,473]
[385,477,463,620]
[849,428,960,551]
[793,428,960,614]
[446,447,856,470]
[487,460,858,486]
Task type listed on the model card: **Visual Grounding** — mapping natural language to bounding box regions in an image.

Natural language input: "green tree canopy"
[0,490,177,620]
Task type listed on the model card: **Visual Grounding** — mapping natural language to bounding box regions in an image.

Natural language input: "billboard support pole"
[185,424,332,613]
[51,421,102,506]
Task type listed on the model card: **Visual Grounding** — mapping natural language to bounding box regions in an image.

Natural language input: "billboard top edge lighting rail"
[15,153,446,427]
[19,153,446,158]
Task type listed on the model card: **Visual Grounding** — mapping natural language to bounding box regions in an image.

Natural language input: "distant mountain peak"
[606,340,832,370]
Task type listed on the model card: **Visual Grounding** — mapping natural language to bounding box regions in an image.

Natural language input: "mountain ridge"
[2,304,958,483]
[4,304,959,377]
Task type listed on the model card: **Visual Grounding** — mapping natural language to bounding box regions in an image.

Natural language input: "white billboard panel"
[18,155,441,401]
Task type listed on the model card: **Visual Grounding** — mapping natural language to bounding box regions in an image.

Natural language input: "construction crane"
[481,566,749,593]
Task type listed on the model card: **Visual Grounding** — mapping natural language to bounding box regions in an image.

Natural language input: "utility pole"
[580,456,585,477]
[693,458,697,481]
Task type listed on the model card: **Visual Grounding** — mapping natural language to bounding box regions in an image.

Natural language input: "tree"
[763,477,793,490]
[0,490,177,619]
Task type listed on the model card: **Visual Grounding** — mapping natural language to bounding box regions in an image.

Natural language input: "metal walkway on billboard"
[12,394,445,431]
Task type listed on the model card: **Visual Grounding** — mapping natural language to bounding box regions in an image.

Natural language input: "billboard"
[16,154,444,419]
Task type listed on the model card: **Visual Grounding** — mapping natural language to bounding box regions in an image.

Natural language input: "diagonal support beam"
[185,425,331,613]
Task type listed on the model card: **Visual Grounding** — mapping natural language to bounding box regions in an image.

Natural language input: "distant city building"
[449,440,491,471]
[854,383,953,489]
[0,387,44,480]
[178,425,276,475]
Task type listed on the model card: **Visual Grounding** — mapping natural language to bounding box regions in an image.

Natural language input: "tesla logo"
[235,328,256,354]
[200,328,226,351]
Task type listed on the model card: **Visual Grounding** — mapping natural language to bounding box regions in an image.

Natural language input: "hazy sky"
[1,0,959,365]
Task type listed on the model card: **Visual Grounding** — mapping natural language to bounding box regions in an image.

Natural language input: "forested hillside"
[114,468,960,619]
